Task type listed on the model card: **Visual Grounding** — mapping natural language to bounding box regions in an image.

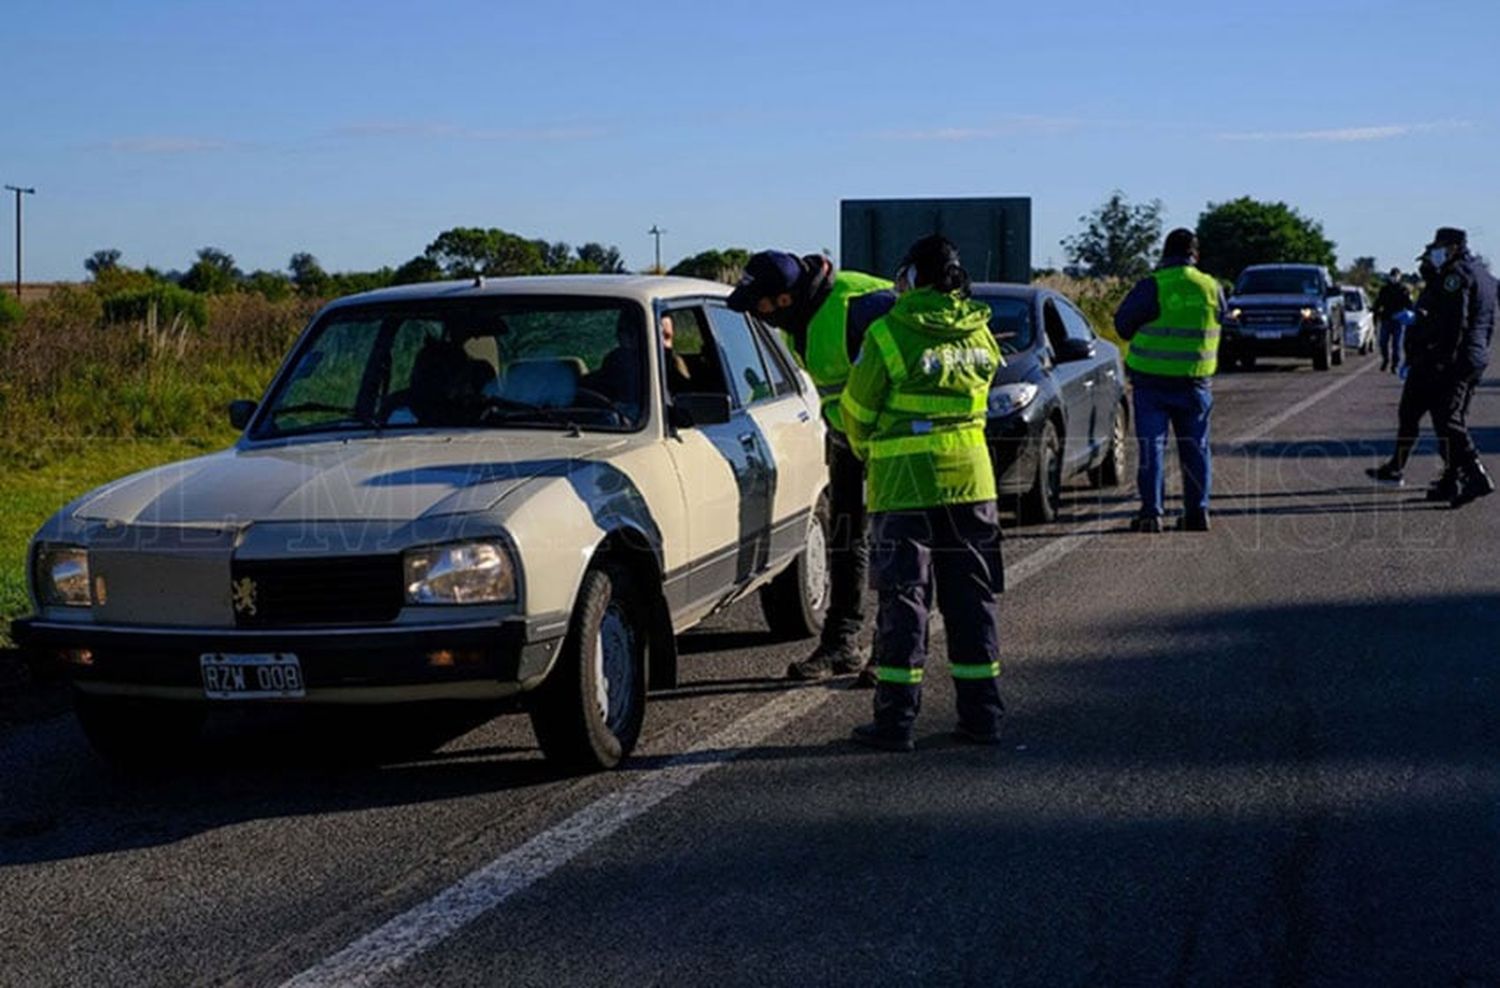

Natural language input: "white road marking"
[1229,360,1376,446]
[282,364,1373,987]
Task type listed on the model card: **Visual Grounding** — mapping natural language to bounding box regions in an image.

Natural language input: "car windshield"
[973,296,1035,355]
[1235,270,1322,296]
[255,296,648,438]
[1342,290,1364,311]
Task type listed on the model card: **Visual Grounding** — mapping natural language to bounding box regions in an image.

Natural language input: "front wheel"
[529,560,647,772]
[760,495,830,640]
[1312,333,1331,371]
[74,690,206,771]
[1019,420,1062,524]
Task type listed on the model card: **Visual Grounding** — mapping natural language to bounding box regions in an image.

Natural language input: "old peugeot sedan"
[15,276,832,771]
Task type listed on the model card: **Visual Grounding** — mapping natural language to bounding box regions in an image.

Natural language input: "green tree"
[424,227,547,277]
[84,248,123,277]
[669,248,752,284]
[244,269,293,301]
[288,252,331,296]
[1061,191,1164,279]
[1196,197,1337,280]
[577,242,627,274]
[180,247,241,294]
[391,255,443,285]
[1342,255,1378,287]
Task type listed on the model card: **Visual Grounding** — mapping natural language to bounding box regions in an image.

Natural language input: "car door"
[1040,295,1095,472]
[660,303,774,609]
[1056,296,1114,455]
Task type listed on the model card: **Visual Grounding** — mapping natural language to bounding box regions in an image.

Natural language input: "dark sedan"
[972,284,1129,523]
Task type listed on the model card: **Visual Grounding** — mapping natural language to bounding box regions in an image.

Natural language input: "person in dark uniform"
[1366,228,1496,505]
[1373,267,1413,374]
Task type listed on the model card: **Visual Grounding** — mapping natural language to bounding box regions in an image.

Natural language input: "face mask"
[1427,247,1450,268]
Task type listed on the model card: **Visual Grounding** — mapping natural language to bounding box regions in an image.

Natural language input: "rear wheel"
[1019,419,1062,524]
[73,690,206,771]
[1088,401,1129,489]
[529,560,647,772]
[760,495,830,640]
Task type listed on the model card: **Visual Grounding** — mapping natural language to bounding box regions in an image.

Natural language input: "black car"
[972,284,1130,523]
[1221,264,1347,371]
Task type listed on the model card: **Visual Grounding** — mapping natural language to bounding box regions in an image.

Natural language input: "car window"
[1342,290,1364,311]
[748,318,796,397]
[1235,269,1323,296]
[256,297,648,438]
[972,296,1035,356]
[1041,299,1068,352]
[1057,299,1096,342]
[662,306,729,398]
[705,305,774,408]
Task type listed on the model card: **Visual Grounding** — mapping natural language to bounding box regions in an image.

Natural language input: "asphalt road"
[2,355,1498,988]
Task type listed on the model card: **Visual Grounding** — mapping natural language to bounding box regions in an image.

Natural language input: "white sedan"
[1341,285,1376,355]
[16,275,832,772]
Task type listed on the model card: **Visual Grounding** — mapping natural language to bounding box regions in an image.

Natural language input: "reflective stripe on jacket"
[1124,265,1222,378]
[840,288,999,513]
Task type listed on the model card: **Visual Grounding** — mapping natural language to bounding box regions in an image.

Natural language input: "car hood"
[72,432,629,526]
[1229,294,1325,308]
[992,348,1045,386]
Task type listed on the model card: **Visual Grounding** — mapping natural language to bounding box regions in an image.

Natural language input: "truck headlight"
[1300,307,1324,324]
[988,382,1039,418]
[1229,307,1242,322]
[36,545,92,608]
[403,542,517,605]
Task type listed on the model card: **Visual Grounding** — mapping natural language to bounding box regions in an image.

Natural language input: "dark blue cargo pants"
[870,500,1005,738]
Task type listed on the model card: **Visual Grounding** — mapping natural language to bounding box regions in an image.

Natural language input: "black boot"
[1425,472,1459,502]
[1365,462,1405,486]
[1451,463,1496,508]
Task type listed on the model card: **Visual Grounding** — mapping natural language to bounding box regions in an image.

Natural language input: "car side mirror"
[228,400,258,430]
[1054,338,1095,362]
[670,393,732,428]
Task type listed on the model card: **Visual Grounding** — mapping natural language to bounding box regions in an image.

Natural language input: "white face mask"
[1427,247,1450,268]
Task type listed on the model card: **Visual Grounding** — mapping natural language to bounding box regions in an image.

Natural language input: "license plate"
[1253,327,1292,338]
[200,653,305,699]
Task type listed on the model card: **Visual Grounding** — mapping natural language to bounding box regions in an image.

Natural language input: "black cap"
[1428,227,1467,248]
[726,251,803,312]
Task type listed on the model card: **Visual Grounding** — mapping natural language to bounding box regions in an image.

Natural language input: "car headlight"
[36,544,92,608]
[1300,307,1324,324]
[988,382,1039,418]
[1229,307,1243,322]
[403,542,517,605]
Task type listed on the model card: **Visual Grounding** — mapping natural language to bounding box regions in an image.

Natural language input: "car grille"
[1238,307,1305,326]
[231,556,404,627]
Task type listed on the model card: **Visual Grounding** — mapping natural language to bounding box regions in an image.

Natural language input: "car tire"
[529,559,647,772]
[1019,419,1062,524]
[73,690,206,770]
[1313,333,1331,371]
[760,494,830,640]
[1088,401,1129,489]
[1332,334,1345,366]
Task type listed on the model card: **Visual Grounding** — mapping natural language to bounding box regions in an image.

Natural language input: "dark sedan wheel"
[73,690,206,771]
[1089,401,1129,489]
[1020,419,1062,524]
[760,494,830,640]
[1313,332,1331,371]
[530,559,647,772]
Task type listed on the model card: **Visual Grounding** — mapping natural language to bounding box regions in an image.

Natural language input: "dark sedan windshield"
[973,296,1035,355]
[1235,270,1322,296]
[255,296,648,438]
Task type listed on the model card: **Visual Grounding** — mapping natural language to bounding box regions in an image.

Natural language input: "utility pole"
[648,225,666,274]
[4,185,35,299]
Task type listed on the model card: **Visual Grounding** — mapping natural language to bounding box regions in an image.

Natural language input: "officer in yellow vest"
[728,251,896,681]
[1112,228,1227,532]
[840,235,1004,751]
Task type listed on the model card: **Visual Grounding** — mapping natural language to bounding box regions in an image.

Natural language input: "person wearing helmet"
[727,251,896,682]
[839,235,1005,751]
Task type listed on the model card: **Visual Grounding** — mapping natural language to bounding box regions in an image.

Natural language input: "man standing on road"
[727,250,896,682]
[1374,267,1414,374]
[840,235,1004,751]
[1366,228,1496,505]
[1112,228,1227,533]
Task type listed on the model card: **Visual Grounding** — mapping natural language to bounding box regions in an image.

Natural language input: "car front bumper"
[1222,325,1329,359]
[986,405,1046,495]
[10,616,566,704]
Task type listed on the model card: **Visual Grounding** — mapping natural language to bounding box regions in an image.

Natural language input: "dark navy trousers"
[870,501,1005,737]
[1133,379,1213,519]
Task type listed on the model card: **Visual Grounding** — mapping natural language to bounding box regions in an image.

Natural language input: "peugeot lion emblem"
[232,577,259,617]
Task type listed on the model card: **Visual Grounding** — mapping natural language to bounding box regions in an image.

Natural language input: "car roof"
[970,282,1041,302]
[1240,263,1325,273]
[325,274,731,310]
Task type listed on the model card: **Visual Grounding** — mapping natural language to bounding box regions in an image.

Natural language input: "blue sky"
[6,0,1498,281]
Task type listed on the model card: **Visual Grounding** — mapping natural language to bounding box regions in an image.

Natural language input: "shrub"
[101,284,209,330]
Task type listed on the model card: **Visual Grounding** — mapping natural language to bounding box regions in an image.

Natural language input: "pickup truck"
[1221,264,1347,371]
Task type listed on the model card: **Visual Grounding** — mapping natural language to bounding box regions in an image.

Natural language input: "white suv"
[16,275,831,771]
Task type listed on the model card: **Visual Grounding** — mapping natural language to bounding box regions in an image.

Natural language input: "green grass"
[0,438,227,647]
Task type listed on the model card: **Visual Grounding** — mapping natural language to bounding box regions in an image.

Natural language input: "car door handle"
[1083,379,1095,388]
[738,432,758,447]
